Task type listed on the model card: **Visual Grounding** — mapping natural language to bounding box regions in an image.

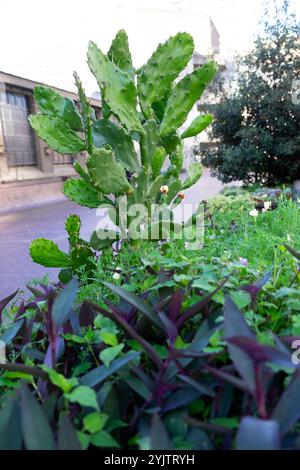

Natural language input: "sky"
[0,0,299,95]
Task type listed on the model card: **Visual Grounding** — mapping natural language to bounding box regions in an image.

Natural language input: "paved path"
[0,170,229,299]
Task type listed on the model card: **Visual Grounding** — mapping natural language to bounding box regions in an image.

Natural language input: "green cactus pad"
[162,164,178,183]
[87,41,142,133]
[58,268,73,284]
[140,119,159,167]
[138,32,194,117]
[159,61,218,136]
[92,119,139,172]
[87,148,132,195]
[160,134,181,154]
[165,179,182,204]
[151,87,173,123]
[30,238,70,268]
[74,72,93,153]
[63,179,101,208]
[182,162,203,190]
[73,160,89,180]
[131,168,149,204]
[181,114,213,139]
[90,229,119,251]
[147,174,165,199]
[108,29,134,80]
[34,86,82,131]
[152,147,166,178]
[70,245,95,271]
[170,142,184,175]
[65,215,81,248]
[29,115,86,155]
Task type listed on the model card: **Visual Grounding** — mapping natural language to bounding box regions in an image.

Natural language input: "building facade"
[0,72,100,212]
[0,72,101,184]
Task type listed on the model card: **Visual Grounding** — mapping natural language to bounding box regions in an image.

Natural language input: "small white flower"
[264,201,271,211]
[287,234,292,242]
[160,185,169,194]
[113,267,122,280]
[249,209,259,218]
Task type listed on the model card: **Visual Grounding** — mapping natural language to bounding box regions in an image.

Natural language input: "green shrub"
[29,30,218,279]
[1,242,300,450]
[199,0,300,185]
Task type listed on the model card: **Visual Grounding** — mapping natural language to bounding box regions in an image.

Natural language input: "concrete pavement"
[0,170,230,299]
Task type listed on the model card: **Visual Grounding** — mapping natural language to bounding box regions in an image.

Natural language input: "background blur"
[0,0,299,95]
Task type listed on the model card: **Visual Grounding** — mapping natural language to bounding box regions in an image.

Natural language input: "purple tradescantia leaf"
[236,417,280,450]
[162,386,202,412]
[165,320,220,381]
[80,352,141,387]
[26,285,45,298]
[158,311,178,343]
[91,302,163,368]
[150,414,172,450]
[0,393,22,450]
[44,335,65,368]
[241,270,272,306]
[185,416,232,435]
[178,374,216,397]
[204,364,249,392]
[0,289,19,325]
[168,289,184,322]
[169,348,209,359]
[103,281,164,329]
[271,371,300,436]
[227,336,300,369]
[57,415,82,450]
[79,301,96,327]
[14,301,26,321]
[176,277,228,330]
[224,297,256,392]
[20,384,56,450]
[131,365,156,393]
[284,244,300,260]
[0,319,24,344]
[117,368,151,400]
[52,278,78,328]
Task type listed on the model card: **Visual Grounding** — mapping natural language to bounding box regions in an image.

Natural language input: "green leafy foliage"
[87,41,142,133]
[159,62,218,136]
[92,119,139,171]
[182,162,203,190]
[28,29,217,270]
[2,207,300,450]
[34,86,82,131]
[181,114,213,139]
[137,32,194,117]
[87,148,132,195]
[201,1,300,185]
[63,179,101,208]
[107,29,134,79]
[29,115,86,154]
[29,238,70,268]
[66,215,81,248]
[30,218,96,280]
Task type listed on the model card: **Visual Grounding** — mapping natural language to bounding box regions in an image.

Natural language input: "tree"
[199,0,300,186]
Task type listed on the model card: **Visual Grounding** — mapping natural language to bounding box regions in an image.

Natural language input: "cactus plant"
[29,30,218,271]
[30,215,95,282]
